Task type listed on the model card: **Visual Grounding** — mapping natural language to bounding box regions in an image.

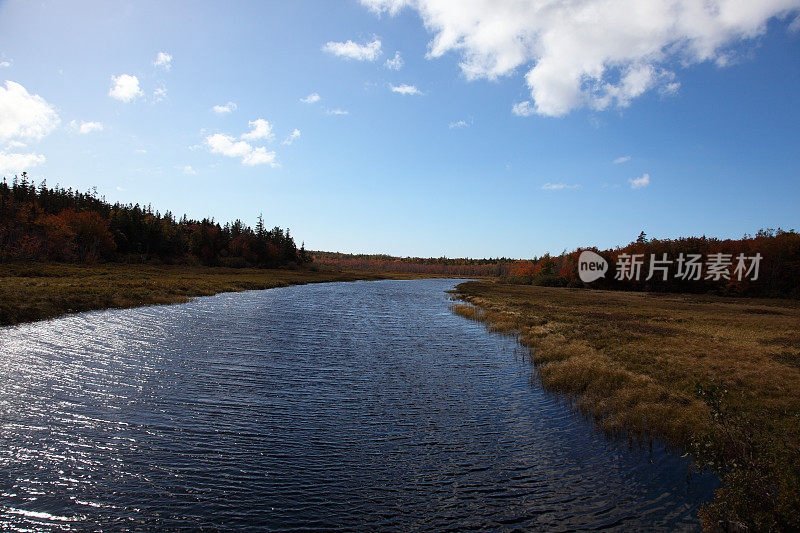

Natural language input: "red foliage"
[59,209,116,262]
[506,231,800,298]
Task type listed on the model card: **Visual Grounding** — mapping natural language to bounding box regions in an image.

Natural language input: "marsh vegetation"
[453,281,800,531]
[0,262,415,326]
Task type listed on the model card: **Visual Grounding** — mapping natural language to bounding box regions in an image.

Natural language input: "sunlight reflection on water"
[0,279,716,531]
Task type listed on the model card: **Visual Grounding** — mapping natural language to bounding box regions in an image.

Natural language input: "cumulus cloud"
[385,51,404,70]
[0,81,60,142]
[0,151,45,174]
[323,37,382,61]
[300,92,321,104]
[629,173,651,189]
[70,120,104,134]
[614,155,631,164]
[0,83,51,181]
[542,182,581,190]
[109,74,143,102]
[205,133,278,167]
[512,101,535,117]
[390,83,422,95]
[182,165,197,175]
[241,119,274,141]
[282,129,301,145]
[212,101,237,114]
[206,133,252,158]
[153,51,173,71]
[242,147,277,166]
[362,0,800,116]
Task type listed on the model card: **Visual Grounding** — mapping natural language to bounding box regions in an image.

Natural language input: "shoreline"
[5,264,798,528]
[0,262,461,327]
[1,272,711,530]
[451,280,800,530]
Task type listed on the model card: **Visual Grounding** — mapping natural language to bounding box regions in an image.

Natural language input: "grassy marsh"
[0,262,435,327]
[453,281,800,531]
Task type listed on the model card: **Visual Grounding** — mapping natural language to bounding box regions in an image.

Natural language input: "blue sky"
[0,0,798,258]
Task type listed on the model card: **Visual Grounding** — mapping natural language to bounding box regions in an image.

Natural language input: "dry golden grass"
[454,281,800,531]
[0,262,436,326]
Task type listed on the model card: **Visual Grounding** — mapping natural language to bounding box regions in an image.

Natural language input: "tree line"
[0,173,311,268]
[312,251,513,277]
[508,230,800,298]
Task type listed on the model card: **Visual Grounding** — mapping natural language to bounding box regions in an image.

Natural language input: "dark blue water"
[0,279,715,530]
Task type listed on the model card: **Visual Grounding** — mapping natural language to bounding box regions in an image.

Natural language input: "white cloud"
[206,133,252,158]
[326,108,349,115]
[212,101,237,114]
[511,101,535,117]
[390,83,422,95]
[282,129,301,145]
[300,92,321,104]
[323,37,382,61]
[70,120,104,134]
[363,0,800,116]
[242,147,277,166]
[134,148,147,154]
[109,74,143,102]
[0,76,51,177]
[0,61,10,68]
[241,118,274,141]
[153,85,168,102]
[629,173,651,189]
[205,133,278,167]
[614,155,631,164]
[153,51,173,71]
[449,118,472,129]
[542,182,581,190]
[81,121,104,133]
[182,165,197,175]
[0,81,60,142]
[385,51,404,70]
[0,151,45,174]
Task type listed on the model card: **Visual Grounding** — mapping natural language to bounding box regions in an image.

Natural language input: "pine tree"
[255,213,265,238]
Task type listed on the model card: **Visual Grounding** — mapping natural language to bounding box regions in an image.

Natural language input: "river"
[0,279,715,530]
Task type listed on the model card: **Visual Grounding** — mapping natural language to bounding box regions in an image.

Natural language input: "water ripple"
[0,279,715,530]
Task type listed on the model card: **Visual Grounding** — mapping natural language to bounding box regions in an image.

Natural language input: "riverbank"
[0,262,443,327]
[453,281,800,531]
[0,278,711,530]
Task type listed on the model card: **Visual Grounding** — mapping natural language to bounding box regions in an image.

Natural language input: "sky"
[0,0,798,258]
